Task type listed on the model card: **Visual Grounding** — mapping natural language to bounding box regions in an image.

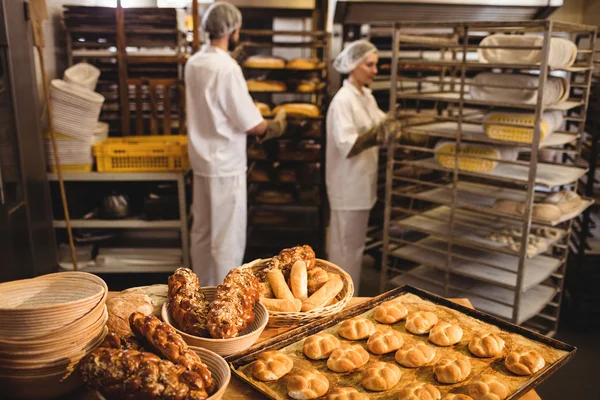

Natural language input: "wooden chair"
[127,78,186,136]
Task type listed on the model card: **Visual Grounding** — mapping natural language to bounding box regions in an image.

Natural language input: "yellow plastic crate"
[484,113,549,144]
[94,135,189,173]
[435,143,500,173]
[48,164,93,173]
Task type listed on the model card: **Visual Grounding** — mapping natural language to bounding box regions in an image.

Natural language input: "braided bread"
[167,268,210,336]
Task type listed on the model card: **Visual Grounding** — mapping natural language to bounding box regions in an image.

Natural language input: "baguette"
[302,277,343,312]
[261,297,302,312]
[290,261,308,301]
[268,268,295,300]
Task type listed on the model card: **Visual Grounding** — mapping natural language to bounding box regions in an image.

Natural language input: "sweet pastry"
[543,190,581,214]
[255,101,272,117]
[505,349,545,375]
[433,356,472,384]
[287,58,323,70]
[301,277,343,311]
[468,374,509,400]
[253,350,294,381]
[303,332,341,360]
[367,330,404,355]
[397,382,441,400]
[260,297,302,312]
[405,311,439,334]
[374,300,408,324]
[327,343,370,372]
[441,395,474,400]
[395,342,436,368]
[244,55,286,69]
[338,317,376,340]
[287,368,329,400]
[167,268,210,337]
[206,268,260,339]
[327,387,367,400]
[469,332,505,358]
[247,79,287,92]
[429,322,463,346]
[273,103,321,118]
[361,361,402,391]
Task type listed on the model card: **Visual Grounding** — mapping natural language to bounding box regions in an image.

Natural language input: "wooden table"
[225,297,541,400]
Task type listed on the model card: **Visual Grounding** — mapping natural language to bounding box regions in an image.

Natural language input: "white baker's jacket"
[185,45,263,177]
[326,80,387,210]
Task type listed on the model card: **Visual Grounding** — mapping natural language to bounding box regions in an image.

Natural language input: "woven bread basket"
[240,258,354,328]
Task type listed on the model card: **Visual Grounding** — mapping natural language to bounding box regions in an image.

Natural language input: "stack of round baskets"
[0,272,108,399]
[241,258,354,328]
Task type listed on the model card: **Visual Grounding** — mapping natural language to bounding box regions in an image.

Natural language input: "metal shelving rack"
[380,19,597,336]
[240,29,330,260]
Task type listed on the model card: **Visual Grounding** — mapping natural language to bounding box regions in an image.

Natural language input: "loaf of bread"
[397,382,441,400]
[505,349,545,375]
[287,58,323,70]
[338,317,376,340]
[107,285,167,337]
[303,332,341,360]
[244,55,286,69]
[374,300,408,324]
[543,190,581,214]
[326,387,367,400]
[367,329,404,355]
[297,80,320,93]
[327,344,370,372]
[468,374,508,400]
[301,277,343,312]
[260,297,302,312]
[361,362,402,391]
[167,269,209,337]
[273,103,321,118]
[429,322,463,346]
[405,311,439,334]
[253,350,294,381]
[287,368,329,400]
[519,203,562,222]
[492,199,523,215]
[395,342,436,368]
[290,260,308,301]
[247,79,287,92]
[468,332,505,358]
[433,356,472,384]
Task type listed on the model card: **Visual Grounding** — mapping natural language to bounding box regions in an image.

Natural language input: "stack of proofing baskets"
[0,272,108,399]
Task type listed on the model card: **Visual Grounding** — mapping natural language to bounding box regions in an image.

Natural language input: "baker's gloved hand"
[260,109,287,142]
[347,115,401,158]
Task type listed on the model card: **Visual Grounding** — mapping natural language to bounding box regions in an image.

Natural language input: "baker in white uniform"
[326,40,399,293]
[186,1,287,286]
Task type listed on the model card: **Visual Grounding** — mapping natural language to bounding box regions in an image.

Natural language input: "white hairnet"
[201,1,242,38]
[333,40,377,74]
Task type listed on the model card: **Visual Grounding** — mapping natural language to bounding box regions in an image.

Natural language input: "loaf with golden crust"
[326,387,367,400]
[361,361,402,391]
[244,55,286,69]
[395,342,436,368]
[468,332,505,358]
[374,300,408,324]
[367,330,404,355]
[397,382,441,400]
[433,356,472,384]
[327,344,370,372]
[253,350,293,381]
[468,374,509,400]
[429,322,463,346]
[504,349,545,375]
[303,332,341,360]
[167,268,210,337]
[405,311,439,334]
[338,317,376,340]
[247,79,287,92]
[100,331,143,351]
[287,368,329,400]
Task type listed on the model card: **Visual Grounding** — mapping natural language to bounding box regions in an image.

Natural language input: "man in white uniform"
[326,40,399,293]
[186,1,286,286]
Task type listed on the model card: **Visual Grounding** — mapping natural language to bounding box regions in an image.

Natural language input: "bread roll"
[303,332,341,360]
[469,332,505,358]
[247,79,287,92]
[327,344,370,372]
[301,277,343,312]
[361,362,402,391]
[405,311,439,334]
[397,382,441,400]
[433,356,472,384]
[268,268,295,300]
[505,349,545,375]
[287,58,323,70]
[253,350,294,381]
[244,55,286,69]
[260,297,302,312]
[395,342,436,368]
[367,330,404,355]
[287,368,329,400]
[338,317,376,340]
[441,395,474,400]
[326,387,367,400]
[273,103,320,118]
[468,374,508,400]
[107,285,167,337]
[543,190,581,214]
[429,322,463,346]
[374,300,408,324]
[290,261,308,301]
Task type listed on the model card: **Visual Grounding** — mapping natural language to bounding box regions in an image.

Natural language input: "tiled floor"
[357,255,600,400]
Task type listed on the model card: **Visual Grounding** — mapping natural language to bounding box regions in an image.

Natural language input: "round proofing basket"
[241,258,354,328]
[191,347,231,400]
[161,287,268,357]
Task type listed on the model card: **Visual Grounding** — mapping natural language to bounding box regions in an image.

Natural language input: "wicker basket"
[240,258,354,328]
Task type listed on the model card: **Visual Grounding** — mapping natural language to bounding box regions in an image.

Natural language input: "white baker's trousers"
[327,209,370,295]
[191,173,246,286]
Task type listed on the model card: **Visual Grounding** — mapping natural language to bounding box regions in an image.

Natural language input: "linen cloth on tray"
[478,34,578,69]
[470,73,570,106]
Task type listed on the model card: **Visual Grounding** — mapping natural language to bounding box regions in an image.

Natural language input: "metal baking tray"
[227,285,576,400]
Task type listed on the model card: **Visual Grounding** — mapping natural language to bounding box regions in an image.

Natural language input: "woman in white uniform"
[326,40,397,293]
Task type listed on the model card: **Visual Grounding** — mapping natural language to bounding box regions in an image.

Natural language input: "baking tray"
[227,285,576,400]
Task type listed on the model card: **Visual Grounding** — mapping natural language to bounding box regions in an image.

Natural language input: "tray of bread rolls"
[227,285,575,400]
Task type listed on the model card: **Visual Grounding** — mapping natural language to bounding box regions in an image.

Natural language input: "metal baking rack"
[240,29,330,260]
[380,19,598,336]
